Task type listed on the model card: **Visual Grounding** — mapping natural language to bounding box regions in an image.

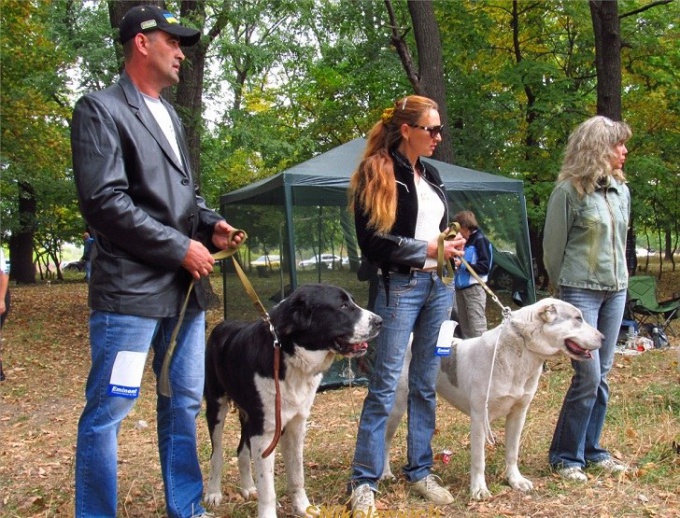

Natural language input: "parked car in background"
[298,253,342,269]
[251,254,281,269]
[636,247,655,257]
[62,259,86,272]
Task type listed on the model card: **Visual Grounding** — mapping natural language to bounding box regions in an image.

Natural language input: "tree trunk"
[9,182,37,284]
[589,0,622,120]
[407,1,452,163]
[385,0,453,163]
[176,0,207,190]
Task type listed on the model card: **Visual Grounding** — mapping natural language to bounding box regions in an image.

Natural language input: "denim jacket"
[543,178,630,292]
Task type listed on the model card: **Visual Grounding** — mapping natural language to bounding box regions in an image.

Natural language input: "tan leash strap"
[458,254,507,314]
[437,223,459,285]
[159,229,247,397]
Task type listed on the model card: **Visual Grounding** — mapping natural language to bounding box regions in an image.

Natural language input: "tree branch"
[384,0,421,92]
[620,0,674,19]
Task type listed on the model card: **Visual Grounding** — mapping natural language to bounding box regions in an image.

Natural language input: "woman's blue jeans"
[75,309,207,518]
[549,286,627,469]
[351,271,454,489]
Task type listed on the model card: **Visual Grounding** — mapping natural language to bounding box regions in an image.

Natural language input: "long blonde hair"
[349,95,439,233]
[558,115,632,196]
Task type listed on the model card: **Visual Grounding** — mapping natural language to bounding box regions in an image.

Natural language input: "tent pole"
[518,192,537,304]
[284,183,298,291]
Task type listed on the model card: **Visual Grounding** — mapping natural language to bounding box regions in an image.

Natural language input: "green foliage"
[2,0,678,266]
[0,0,80,270]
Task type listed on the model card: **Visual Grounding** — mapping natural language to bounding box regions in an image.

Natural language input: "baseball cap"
[119,5,201,46]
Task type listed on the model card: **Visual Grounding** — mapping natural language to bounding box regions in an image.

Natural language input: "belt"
[379,265,442,275]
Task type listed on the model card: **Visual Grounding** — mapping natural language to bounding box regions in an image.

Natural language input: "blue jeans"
[549,287,627,469]
[75,309,207,518]
[351,271,454,489]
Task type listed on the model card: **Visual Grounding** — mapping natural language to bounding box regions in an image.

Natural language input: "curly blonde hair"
[349,95,439,233]
[558,115,632,196]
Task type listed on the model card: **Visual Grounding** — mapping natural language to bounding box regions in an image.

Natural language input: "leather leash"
[229,256,282,459]
[158,229,283,459]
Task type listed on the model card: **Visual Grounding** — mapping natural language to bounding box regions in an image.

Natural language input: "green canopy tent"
[219,137,535,388]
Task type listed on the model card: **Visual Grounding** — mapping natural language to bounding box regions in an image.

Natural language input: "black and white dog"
[204,283,382,518]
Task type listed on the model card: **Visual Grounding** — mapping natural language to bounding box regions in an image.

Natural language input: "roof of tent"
[220,138,524,207]
[219,139,536,390]
[219,137,536,308]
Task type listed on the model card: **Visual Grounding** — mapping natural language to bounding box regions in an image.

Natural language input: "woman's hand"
[427,231,465,260]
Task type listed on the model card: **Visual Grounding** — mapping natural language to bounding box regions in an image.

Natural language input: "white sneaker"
[411,474,454,505]
[591,458,627,473]
[557,466,587,482]
[350,483,375,514]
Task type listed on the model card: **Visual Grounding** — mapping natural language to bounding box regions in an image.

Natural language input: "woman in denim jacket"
[543,115,632,481]
[347,95,465,512]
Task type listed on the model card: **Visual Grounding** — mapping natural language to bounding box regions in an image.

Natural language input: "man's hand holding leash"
[182,221,245,280]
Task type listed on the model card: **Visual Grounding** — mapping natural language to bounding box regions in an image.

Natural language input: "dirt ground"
[0,265,679,517]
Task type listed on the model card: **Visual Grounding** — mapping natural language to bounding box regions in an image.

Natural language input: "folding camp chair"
[627,275,680,336]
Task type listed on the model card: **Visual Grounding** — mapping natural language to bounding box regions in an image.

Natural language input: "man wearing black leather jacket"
[71,6,241,518]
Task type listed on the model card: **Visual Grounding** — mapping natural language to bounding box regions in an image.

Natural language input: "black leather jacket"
[71,72,224,317]
[354,150,450,275]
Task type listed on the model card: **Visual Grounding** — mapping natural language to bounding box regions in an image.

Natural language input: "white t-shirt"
[414,179,445,269]
[142,94,182,163]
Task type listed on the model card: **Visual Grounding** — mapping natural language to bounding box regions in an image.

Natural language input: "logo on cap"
[140,20,158,30]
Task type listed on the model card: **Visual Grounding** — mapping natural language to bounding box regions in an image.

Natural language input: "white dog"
[383,298,603,500]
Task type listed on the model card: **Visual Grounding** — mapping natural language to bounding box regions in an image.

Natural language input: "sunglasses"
[408,124,444,138]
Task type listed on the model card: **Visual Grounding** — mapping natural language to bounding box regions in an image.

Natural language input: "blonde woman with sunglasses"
[347,95,465,512]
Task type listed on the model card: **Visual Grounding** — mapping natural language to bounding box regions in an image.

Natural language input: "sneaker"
[591,458,627,474]
[557,466,587,482]
[350,483,375,514]
[411,474,454,505]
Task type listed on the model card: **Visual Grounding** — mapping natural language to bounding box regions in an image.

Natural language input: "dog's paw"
[470,485,492,501]
[239,486,258,501]
[380,469,396,481]
[204,491,223,506]
[297,503,319,517]
[290,489,313,516]
[508,474,534,492]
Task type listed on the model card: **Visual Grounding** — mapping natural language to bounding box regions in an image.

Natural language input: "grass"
[0,263,678,517]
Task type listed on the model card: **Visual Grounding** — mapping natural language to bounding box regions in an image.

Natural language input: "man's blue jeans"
[351,271,454,489]
[75,309,207,518]
[549,286,627,469]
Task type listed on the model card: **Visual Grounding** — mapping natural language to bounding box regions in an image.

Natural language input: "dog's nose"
[372,313,383,329]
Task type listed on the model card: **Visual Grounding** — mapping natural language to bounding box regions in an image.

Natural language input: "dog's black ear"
[539,303,558,324]
[277,295,313,336]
